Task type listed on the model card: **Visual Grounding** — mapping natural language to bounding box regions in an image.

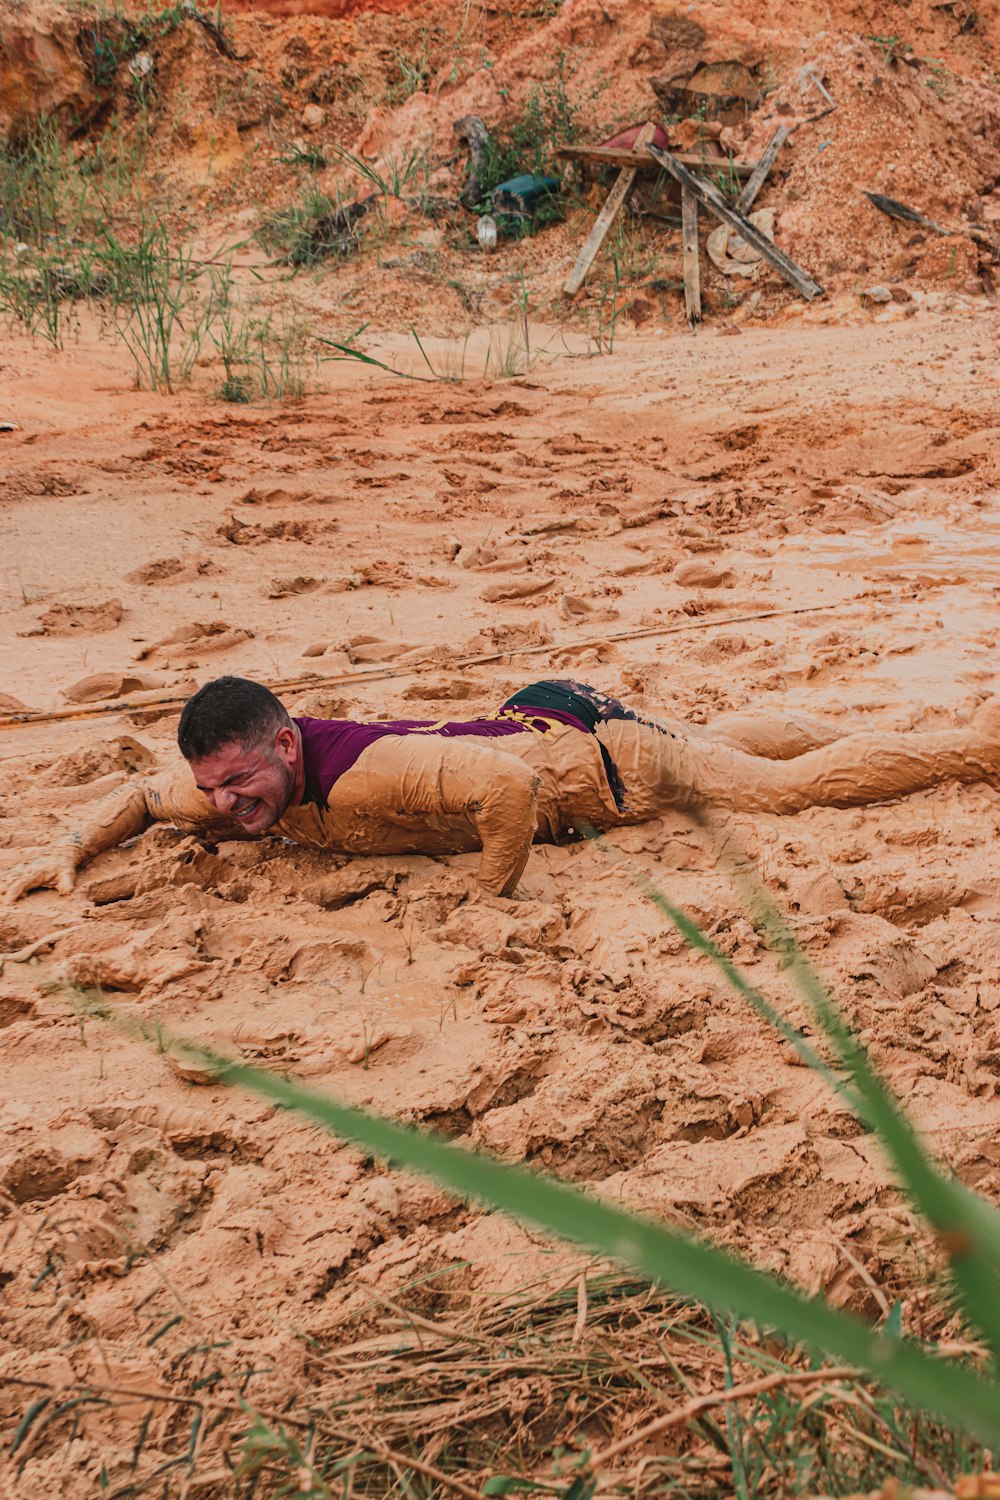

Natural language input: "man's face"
[189,727,298,835]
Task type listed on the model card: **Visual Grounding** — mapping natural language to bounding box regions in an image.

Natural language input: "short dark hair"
[177,677,291,761]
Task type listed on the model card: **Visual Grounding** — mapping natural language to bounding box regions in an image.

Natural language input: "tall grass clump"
[316,324,470,383]
[331,143,429,200]
[211,303,311,402]
[97,217,211,392]
[0,122,86,346]
[258,184,369,267]
[0,113,323,402]
[0,114,147,347]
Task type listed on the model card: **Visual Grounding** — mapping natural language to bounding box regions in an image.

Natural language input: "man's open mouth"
[234,798,261,819]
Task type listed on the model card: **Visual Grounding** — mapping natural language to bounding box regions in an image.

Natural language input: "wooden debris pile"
[558,124,821,327]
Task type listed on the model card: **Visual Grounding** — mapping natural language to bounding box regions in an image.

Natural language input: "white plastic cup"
[477,215,498,250]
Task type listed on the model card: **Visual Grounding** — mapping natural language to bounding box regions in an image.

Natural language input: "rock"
[301,103,325,131]
[127,51,154,83]
[860,285,892,305]
[453,114,492,211]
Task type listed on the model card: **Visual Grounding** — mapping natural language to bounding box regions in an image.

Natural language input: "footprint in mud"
[559,594,620,624]
[672,559,736,589]
[136,621,253,663]
[126,557,220,585]
[46,734,157,784]
[0,692,35,713]
[267,575,322,598]
[342,635,414,663]
[443,431,514,454]
[63,672,158,704]
[20,599,123,637]
[481,576,555,603]
[237,486,321,505]
[402,678,476,702]
[545,436,614,457]
[216,514,339,545]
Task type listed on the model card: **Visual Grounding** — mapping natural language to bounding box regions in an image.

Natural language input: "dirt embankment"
[4,0,1000,326]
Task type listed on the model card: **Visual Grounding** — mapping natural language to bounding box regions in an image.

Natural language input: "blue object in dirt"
[491,174,561,216]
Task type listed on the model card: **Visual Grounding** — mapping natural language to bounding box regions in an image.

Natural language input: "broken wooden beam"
[563,122,657,297]
[738,126,789,213]
[555,144,756,179]
[648,144,823,300]
[863,190,996,251]
[681,187,701,329]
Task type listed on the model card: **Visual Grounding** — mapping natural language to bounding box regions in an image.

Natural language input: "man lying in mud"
[8,675,1000,901]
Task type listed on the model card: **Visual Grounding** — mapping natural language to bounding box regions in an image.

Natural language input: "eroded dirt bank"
[1,305,999,1492]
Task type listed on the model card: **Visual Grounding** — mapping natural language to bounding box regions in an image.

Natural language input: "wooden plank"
[563,122,657,297]
[556,144,755,179]
[681,186,701,330]
[648,144,823,301]
[562,170,638,295]
[737,126,788,213]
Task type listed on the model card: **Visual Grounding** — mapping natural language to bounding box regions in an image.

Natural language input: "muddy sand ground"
[1,306,1000,1492]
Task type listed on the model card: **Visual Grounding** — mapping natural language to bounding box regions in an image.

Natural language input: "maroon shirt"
[294,709,587,808]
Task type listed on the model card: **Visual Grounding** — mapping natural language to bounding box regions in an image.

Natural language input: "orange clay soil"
[2,304,1000,1492]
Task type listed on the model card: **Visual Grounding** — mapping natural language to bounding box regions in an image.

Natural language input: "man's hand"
[5,847,79,902]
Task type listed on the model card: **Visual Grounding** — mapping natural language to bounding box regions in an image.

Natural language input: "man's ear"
[274,725,297,764]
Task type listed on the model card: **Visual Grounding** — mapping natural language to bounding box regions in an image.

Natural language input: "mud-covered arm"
[6,768,234,901]
[338,735,541,895]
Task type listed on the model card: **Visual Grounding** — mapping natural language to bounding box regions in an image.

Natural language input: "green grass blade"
[312,335,436,383]
[409,324,437,377]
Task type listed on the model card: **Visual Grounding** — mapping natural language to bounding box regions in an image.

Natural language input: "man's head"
[177,677,301,834]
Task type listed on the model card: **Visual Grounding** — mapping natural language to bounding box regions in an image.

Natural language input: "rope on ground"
[0,589,915,732]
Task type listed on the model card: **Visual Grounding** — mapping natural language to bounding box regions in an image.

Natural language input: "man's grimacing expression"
[189,725,300,834]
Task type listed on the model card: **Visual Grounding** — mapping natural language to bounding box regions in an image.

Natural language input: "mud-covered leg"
[698,711,849,760]
[598,701,1000,817]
